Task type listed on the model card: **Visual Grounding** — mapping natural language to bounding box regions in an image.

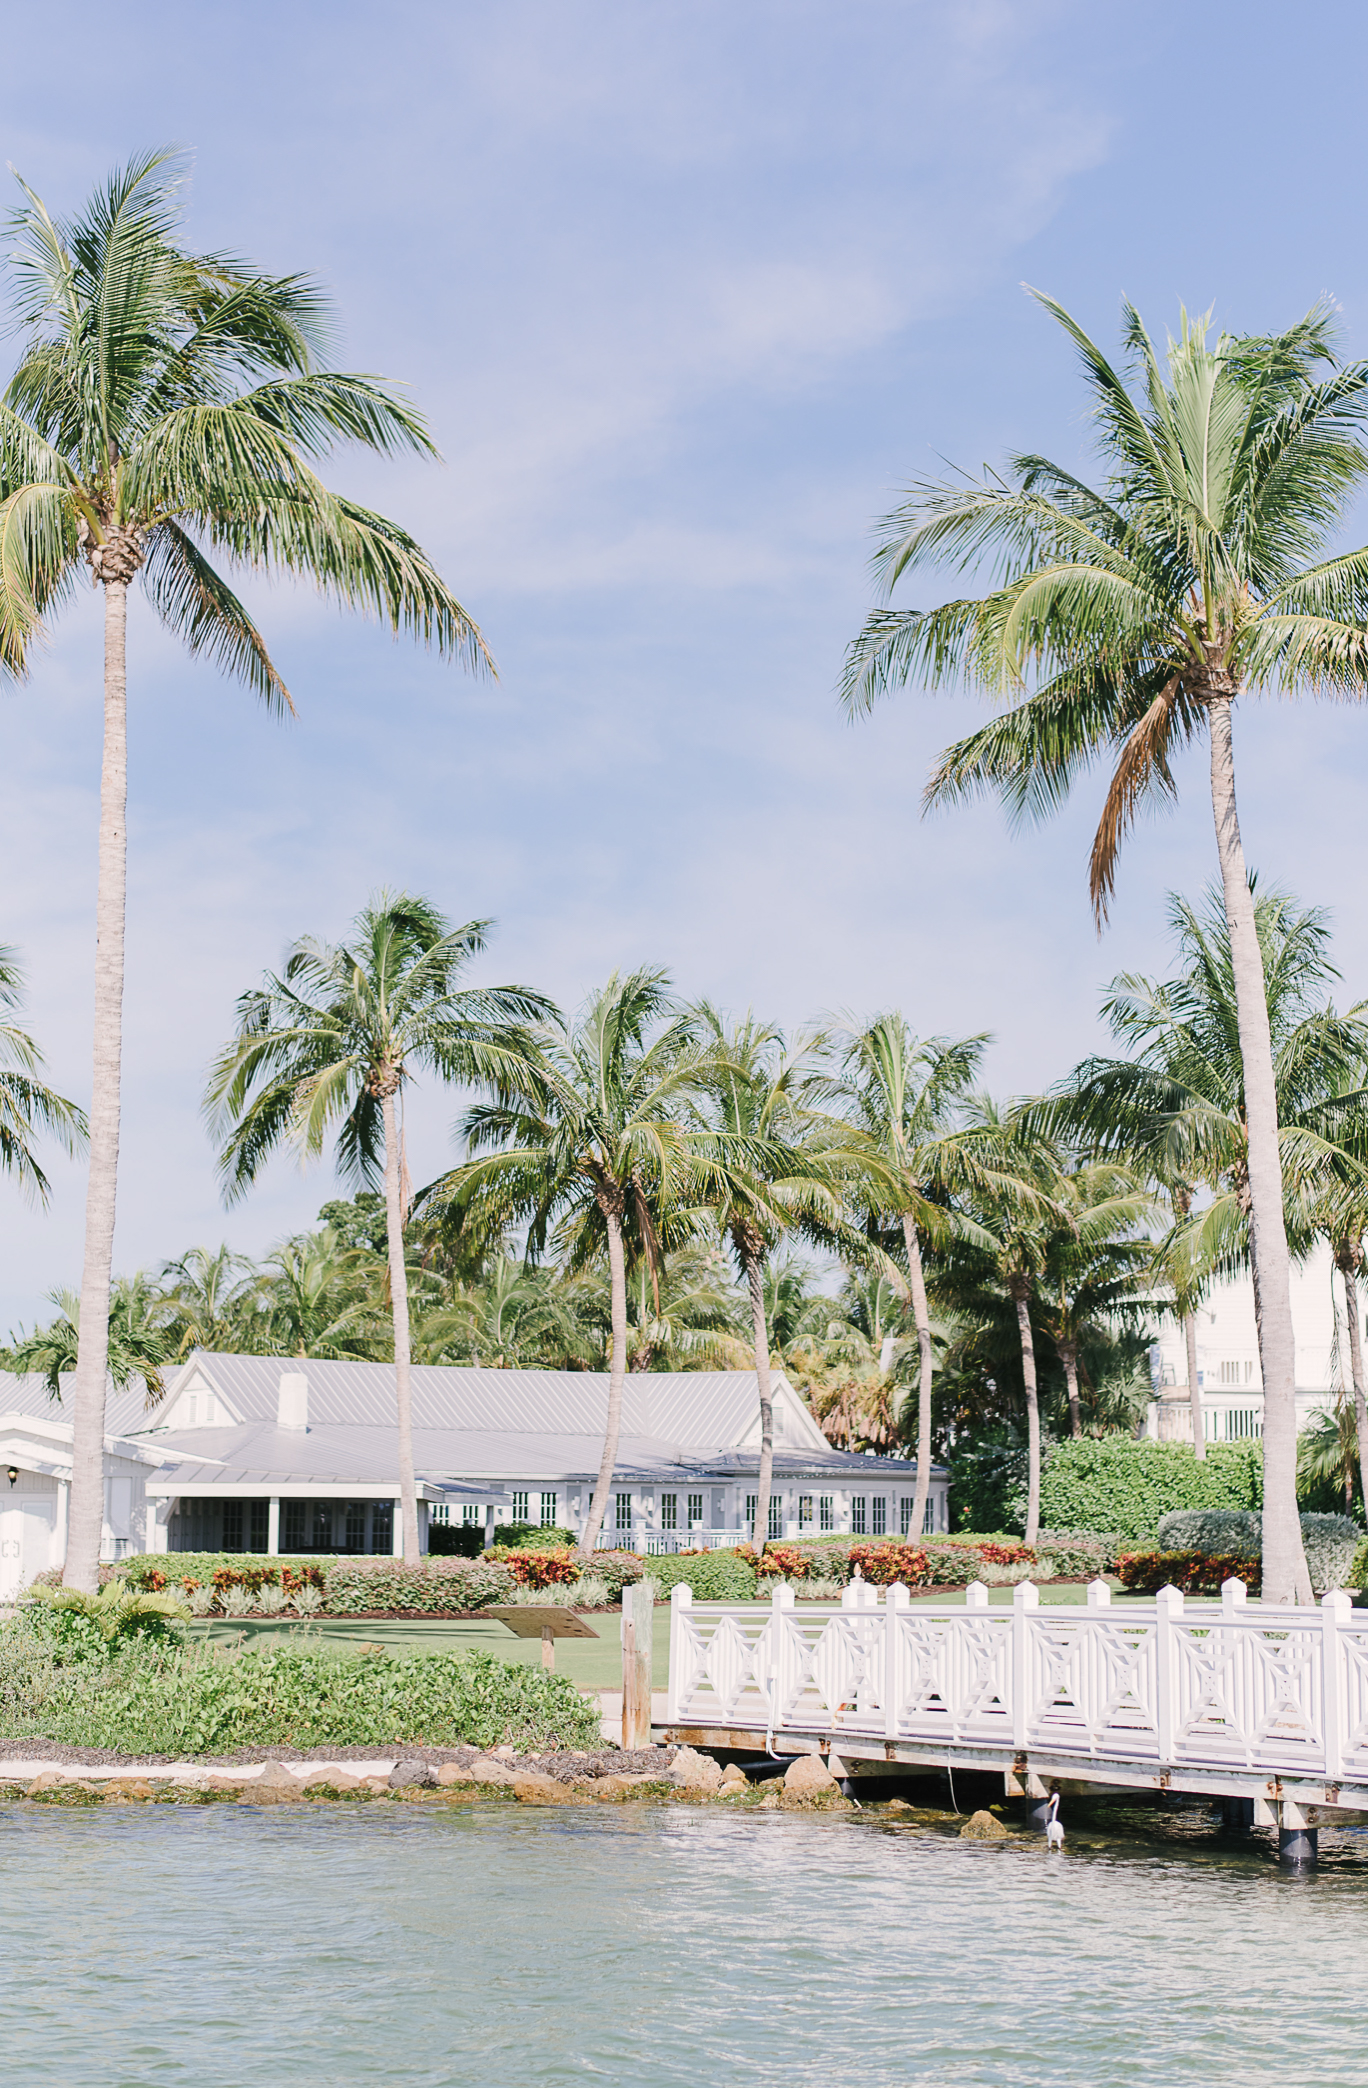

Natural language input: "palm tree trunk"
[582,1201,627,1554]
[1184,1311,1205,1461]
[745,1247,775,1549]
[381,1090,420,1564]
[1013,1289,1041,1545]
[1060,1338,1082,1438]
[65,578,129,1592]
[1207,696,1311,1604]
[902,1213,935,1539]
[1338,1249,1368,1519]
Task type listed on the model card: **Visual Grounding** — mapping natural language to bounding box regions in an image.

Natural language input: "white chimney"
[277,1372,309,1431]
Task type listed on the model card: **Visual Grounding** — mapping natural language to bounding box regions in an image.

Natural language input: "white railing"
[666,1576,1368,1782]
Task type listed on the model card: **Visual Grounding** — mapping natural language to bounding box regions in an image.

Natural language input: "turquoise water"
[3,1800,1368,2086]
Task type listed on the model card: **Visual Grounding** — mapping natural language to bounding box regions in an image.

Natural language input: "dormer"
[157,1368,240,1432]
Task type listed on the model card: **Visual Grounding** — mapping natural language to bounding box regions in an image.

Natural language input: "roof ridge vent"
[277,1372,308,1431]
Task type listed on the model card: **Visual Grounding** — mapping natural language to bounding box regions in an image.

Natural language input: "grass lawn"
[193,1580,1131,1693]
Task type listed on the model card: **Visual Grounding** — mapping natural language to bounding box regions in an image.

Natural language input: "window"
[615,1492,632,1530]
[660,1494,678,1531]
[799,1494,814,1527]
[922,1498,936,1536]
[851,1497,867,1535]
[370,1501,393,1554]
[768,1496,782,1539]
[430,1503,450,1526]
[900,1498,914,1536]
[745,1494,757,1531]
[820,1496,834,1532]
[872,1496,887,1536]
[222,1500,244,1551]
[462,1504,481,1527]
[688,1493,704,1528]
[511,1490,529,1522]
[248,1500,269,1553]
[345,1502,366,1552]
[311,1503,334,1551]
[540,1491,558,1528]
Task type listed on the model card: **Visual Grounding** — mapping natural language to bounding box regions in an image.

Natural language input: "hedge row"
[1036,1439,1264,1542]
[1116,1550,1261,1596]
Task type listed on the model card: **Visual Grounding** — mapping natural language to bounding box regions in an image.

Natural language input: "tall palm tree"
[934,1102,1070,1544]
[1032,1162,1159,1438]
[207,895,544,1561]
[424,969,712,1555]
[823,1017,991,1541]
[0,946,86,1199]
[689,1008,868,1547]
[843,298,1368,1602]
[0,152,490,1589]
[1057,885,1368,1520]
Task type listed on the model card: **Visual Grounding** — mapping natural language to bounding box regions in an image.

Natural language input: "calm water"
[3,1798,1368,2087]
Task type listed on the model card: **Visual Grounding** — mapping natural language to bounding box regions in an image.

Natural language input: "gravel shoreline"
[0,1736,677,1777]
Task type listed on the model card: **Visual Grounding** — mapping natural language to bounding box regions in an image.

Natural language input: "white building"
[0,1389,162,1600]
[0,1353,949,1579]
[1147,1240,1349,1443]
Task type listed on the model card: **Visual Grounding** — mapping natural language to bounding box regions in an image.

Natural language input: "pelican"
[1045,1792,1065,1849]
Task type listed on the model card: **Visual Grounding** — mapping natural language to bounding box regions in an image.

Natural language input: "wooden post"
[541,1625,555,1672]
[622,1579,654,1748]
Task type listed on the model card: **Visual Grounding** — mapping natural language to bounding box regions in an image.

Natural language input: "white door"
[0,1498,56,1600]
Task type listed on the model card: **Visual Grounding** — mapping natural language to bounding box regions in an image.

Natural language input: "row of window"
[169,1498,394,1555]
[434,1492,939,1534]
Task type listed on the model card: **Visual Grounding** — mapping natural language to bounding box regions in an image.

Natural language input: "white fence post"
[1086,1577,1111,1608]
[1155,1583,1183,1765]
[1220,1575,1248,1618]
[964,1580,989,1610]
[885,1581,909,1738]
[768,1582,795,1741]
[1322,1588,1349,1784]
[1011,1580,1038,1748]
[665,1581,691,1724]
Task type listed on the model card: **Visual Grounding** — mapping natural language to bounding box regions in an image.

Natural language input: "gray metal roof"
[160,1352,833,1454]
[0,1371,149,1436]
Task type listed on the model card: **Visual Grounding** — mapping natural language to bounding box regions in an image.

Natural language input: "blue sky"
[5,0,1368,1325]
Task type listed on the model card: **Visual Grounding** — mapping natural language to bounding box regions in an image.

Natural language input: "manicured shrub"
[1037,1438,1264,1543]
[755,1543,813,1580]
[1157,1508,1261,1558]
[491,1523,577,1551]
[643,1551,757,1602]
[498,1549,580,1588]
[847,1542,929,1586]
[1036,1529,1124,1574]
[1155,1509,1363,1596]
[320,1559,515,1613]
[427,1523,485,1556]
[1116,1549,1261,1596]
[579,1552,646,1599]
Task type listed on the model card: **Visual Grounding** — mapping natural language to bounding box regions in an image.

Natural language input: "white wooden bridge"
[660,1577,1368,1860]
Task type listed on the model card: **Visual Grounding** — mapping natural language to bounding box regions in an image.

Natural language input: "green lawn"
[193,1581,1128,1693]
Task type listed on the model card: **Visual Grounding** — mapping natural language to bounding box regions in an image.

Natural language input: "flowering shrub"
[498,1548,581,1588]
[755,1544,812,1580]
[847,1542,929,1586]
[1115,1549,1261,1596]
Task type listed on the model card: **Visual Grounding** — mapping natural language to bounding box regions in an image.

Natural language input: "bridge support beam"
[1277,1798,1318,1868]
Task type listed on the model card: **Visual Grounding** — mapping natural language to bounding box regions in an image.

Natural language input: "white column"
[55,1479,69,1566]
[267,1497,280,1555]
[392,1498,403,1557]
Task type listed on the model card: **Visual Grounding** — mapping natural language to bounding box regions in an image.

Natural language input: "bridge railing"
[665,1576,1368,1778]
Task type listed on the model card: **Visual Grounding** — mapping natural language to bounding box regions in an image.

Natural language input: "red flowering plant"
[847,1542,929,1586]
[755,1544,811,1580]
[1116,1549,1261,1596]
[499,1548,580,1589]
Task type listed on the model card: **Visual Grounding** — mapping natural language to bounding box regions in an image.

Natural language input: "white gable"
[155,1368,241,1433]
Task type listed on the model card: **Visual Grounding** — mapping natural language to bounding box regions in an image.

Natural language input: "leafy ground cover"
[0,1613,601,1756]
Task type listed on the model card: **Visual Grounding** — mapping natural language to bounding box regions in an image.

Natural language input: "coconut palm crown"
[842,296,1368,1603]
[1,150,490,1589]
[207,895,547,1560]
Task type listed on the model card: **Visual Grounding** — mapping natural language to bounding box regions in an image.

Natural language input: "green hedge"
[643,1552,758,1601]
[1037,1439,1263,1543]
